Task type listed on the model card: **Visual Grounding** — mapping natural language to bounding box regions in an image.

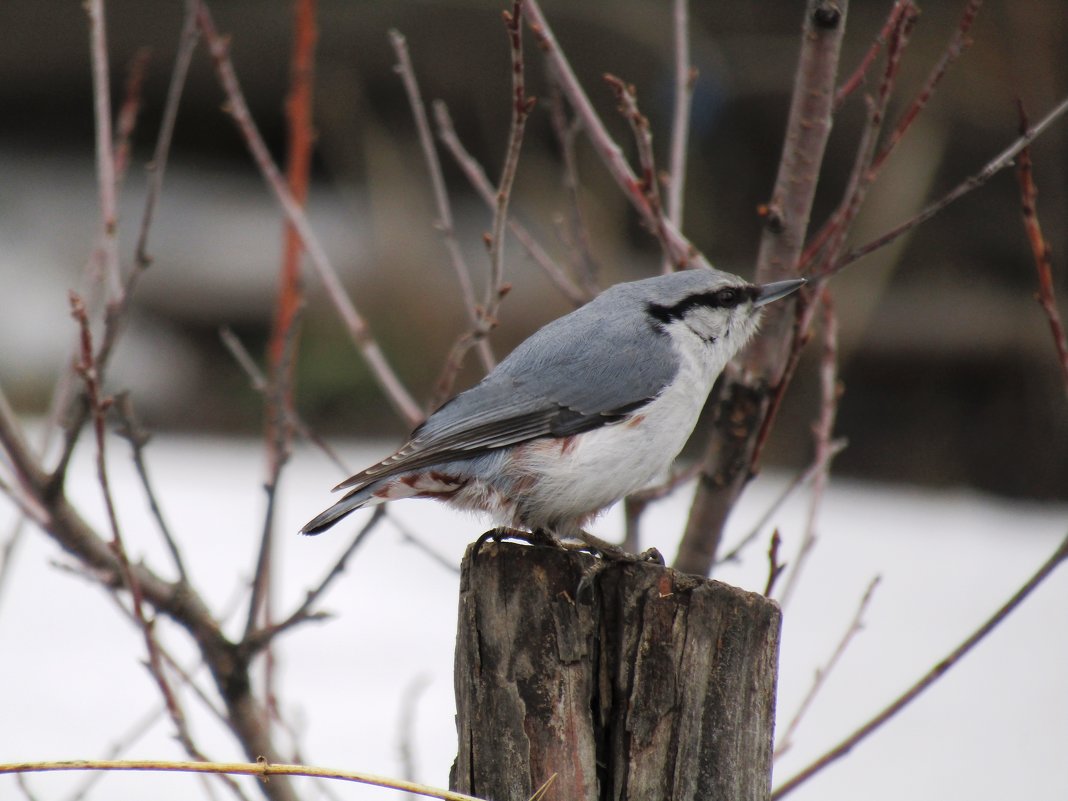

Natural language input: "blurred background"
[1,0,1066,498]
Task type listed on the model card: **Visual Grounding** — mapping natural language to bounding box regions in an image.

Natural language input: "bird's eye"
[715,288,740,306]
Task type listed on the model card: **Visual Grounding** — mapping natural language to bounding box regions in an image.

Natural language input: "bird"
[302,267,804,557]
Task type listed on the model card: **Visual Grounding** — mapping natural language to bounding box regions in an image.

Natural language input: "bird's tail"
[300,484,383,535]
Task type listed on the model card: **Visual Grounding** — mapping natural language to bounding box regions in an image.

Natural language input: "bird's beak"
[753,278,806,307]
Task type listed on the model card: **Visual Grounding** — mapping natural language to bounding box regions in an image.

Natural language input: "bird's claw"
[473,527,562,556]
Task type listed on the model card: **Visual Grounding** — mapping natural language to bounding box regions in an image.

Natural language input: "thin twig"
[716,436,846,565]
[772,530,1068,798]
[112,48,152,190]
[777,289,842,608]
[801,6,915,273]
[869,0,983,176]
[666,0,695,233]
[774,574,880,758]
[221,325,352,474]
[763,528,785,597]
[545,69,600,295]
[433,100,588,306]
[113,393,189,584]
[196,1,422,428]
[482,2,534,346]
[134,0,200,271]
[524,0,702,269]
[243,508,386,656]
[70,292,210,776]
[1015,104,1068,399]
[84,0,123,300]
[603,74,677,267]
[428,3,533,404]
[833,1,915,112]
[389,29,493,375]
[391,515,462,575]
[831,92,1068,275]
[0,760,489,801]
[90,576,253,801]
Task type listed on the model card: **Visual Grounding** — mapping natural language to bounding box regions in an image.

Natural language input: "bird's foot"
[570,530,664,565]
[571,531,664,600]
[473,526,562,555]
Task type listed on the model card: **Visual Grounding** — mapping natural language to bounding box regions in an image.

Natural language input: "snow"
[0,435,1065,800]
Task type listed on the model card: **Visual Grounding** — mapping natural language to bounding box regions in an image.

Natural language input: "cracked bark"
[452,542,781,801]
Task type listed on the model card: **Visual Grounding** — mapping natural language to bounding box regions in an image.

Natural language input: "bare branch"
[832,92,1068,275]
[84,0,123,300]
[763,528,786,597]
[777,289,842,608]
[716,436,846,565]
[772,531,1068,798]
[433,100,588,305]
[112,48,152,189]
[545,73,600,296]
[135,0,200,271]
[1015,104,1068,399]
[389,29,494,375]
[666,0,694,232]
[0,759,489,801]
[774,575,881,758]
[524,0,702,269]
[801,5,915,273]
[113,394,189,584]
[675,0,849,576]
[869,0,983,176]
[603,74,677,268]
[243,508,386,655]
[195,1,422,428]
[833,1,916,112]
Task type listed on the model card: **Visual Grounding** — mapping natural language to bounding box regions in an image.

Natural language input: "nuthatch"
[303,268,803,555]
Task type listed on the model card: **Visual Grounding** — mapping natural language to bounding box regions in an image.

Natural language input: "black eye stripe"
[645,285,758,325]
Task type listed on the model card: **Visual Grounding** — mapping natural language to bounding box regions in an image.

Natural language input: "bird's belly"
[508,372,711,530]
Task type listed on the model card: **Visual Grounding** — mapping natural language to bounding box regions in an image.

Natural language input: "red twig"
[1015,105,1068,399]
[772,531,1068,798]
[113,49,152,189]
[869,0,983,177]
[269,0,317,412]
[603,74,677,268]
[833,1,914,112]
[196,1,422,428]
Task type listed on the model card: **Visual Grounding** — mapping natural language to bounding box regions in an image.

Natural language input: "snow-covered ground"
[1,436,1065,800]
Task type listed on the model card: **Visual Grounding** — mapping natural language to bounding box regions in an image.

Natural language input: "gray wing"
[334,291,679,491]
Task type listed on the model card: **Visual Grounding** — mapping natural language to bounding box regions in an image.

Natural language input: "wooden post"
[451,541,781,801]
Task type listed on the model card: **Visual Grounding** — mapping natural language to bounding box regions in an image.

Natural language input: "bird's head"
[641,268,805,354]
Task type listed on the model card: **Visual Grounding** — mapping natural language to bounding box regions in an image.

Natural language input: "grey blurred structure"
[1,1,1066,498]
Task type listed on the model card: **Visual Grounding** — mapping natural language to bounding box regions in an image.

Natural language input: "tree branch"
[772,530,1068,798]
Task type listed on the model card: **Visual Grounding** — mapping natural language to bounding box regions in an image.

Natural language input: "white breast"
[507,325,726,533]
